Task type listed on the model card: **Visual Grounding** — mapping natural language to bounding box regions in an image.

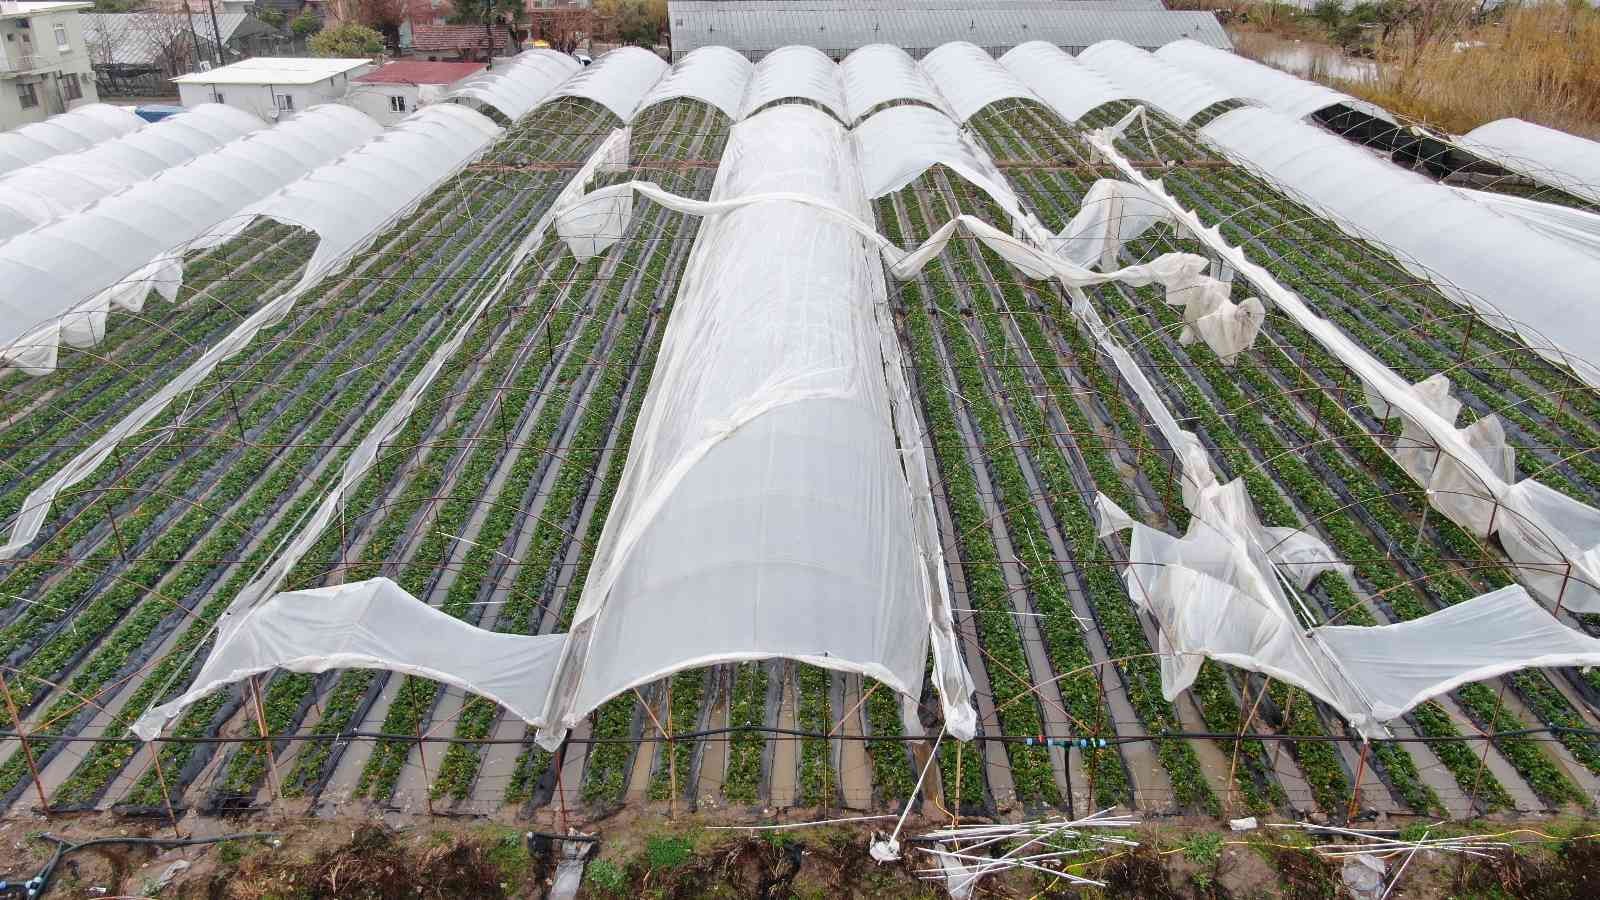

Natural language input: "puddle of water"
[1232,31,1380,83]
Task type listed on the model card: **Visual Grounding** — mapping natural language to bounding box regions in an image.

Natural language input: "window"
[388,94,406,113]
[52,23,68,52]
[62,72,80,101]
[275,93,294,111]
[16,82,37,109]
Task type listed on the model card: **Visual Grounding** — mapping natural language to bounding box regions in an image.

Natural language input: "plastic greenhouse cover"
[1200,105,1600,391]
[1078,40,1236,123]
[738,44,846,121]
[1089,124,1600,615]
[1457,117,1600,207]
[919,41,1038,123]
[840,43,953,124]
[0,103,145,176]
[446,49,580,121]
[0,105,497,562]
[1155,39,1392,123]
[0,104,263,241]
[546,45,669,120]
[0,104,380,376]
[851,104,1025,219]
[1103,484,1600,738]
[1456,187,1600,255]
[998,41,1124,123]
[637,45,753,121]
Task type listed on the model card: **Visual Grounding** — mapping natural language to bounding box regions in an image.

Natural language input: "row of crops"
[3,83,1599,823]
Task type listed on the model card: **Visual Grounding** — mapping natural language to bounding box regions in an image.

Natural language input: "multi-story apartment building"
[0,1,99,131]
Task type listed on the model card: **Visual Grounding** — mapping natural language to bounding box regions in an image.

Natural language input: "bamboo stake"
[148,741,183,839]
[1347,740,1369,822]
[249,674,280,803]
[0,670,49,814]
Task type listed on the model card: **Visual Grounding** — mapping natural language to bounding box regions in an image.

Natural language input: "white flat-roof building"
[0,1,100,132]
[172,56,373,120]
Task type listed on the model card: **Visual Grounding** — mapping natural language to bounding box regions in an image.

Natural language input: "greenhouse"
[4,39,1600,837]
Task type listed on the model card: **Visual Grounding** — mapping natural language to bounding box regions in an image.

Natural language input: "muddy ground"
[0,811,1594,898]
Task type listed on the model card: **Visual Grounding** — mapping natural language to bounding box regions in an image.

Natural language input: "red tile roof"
[354,60,487,85]
[411,23,512,52]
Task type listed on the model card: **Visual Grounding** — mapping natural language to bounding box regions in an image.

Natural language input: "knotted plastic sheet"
[1155,39,1391,123]
[999,41,1124,123]
[1079,40,1236,123]
[546,45,669,120]
[0,103,144,176]
[0,104,263,240]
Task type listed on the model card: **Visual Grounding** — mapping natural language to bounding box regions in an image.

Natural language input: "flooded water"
[1231,31,1380,83]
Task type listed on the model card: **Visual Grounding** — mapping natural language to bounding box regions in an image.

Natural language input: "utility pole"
[205,0,224,65]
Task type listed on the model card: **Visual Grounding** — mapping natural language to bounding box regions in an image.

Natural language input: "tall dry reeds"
[1347,2,1600,136]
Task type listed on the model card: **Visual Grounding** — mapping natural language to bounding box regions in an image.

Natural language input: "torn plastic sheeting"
[129,128,623,743]
[0,104,264,240]
[1455,187,1600,255]
[1089,121,1600,614]
[1100,483,1600,739]
[637,45,753,121]
[738,44,846,121]
[0,103,145,176]
[918,41,1038,123]
[0,104,381,376]
[840,43,953,125]
[545,45,669,121]
[998,41,1124,123]
[446,49,581,121]
[0,106,500,563]
[1155,39,1392,124]
[1078,40,1236,124]
[536,104,976,751]
[850,104,1029,226]
[132,578,565,740]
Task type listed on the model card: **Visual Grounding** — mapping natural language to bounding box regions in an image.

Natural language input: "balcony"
[0,52,48,77]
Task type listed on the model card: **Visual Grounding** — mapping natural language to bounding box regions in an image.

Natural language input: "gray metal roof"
[82,12,273,67]
[668,1,1229,58]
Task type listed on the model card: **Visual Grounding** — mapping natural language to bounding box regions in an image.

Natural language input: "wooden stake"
[1347,741,1370,823]
[0,670,49,815]
[415,717,435,816]
[249,674,281,803]
[667,679,677,820]
[1468,682,1506,813]
[148,741,184,839]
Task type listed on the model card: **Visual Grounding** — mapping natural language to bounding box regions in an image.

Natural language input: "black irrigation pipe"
[6,831,278,899]
[5,725,1600,747]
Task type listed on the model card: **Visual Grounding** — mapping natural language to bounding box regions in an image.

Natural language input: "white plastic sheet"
[637,45,753,121]
[851,104,1027,222]
[1200,105,1600,390]
[1456,188,1600,255]
[840,43,953,124]
[535,104,975,749]
[133,579,566,740]
[0,104,380,375]
[999,41,1124,123]
[546,45,670,120]
[1089,124,1600,614]
[1155,39,1392,123]
[0,104,263,241]
[919,41,1038,123]
[446,49,580,121]
[738,44,846,121]
[0,105,496,561]
[1458,117,1600,207]
[1079,40,1236,123]
[0,103,145,176]
[1104,482,1600,738]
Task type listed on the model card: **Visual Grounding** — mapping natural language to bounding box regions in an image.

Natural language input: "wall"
[345,81,421,126]
[0,8,98,130]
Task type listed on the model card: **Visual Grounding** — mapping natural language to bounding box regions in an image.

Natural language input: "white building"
[0,0,99,131]
[346,59,484,126]
[172,56,372,120]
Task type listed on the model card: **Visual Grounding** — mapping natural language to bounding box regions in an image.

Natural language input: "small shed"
[171,56,373,120]
[348,59,485,125]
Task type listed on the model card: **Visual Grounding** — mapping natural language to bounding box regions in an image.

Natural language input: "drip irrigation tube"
[2,832,277,898]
